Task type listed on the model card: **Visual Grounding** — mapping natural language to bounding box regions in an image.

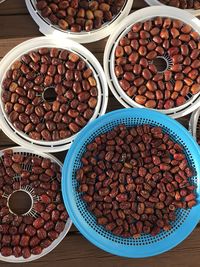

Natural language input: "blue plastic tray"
[62,108,200,258]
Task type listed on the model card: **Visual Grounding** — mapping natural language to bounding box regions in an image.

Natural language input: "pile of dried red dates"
[36,0,126,32]
[0,149,68,258]
[1,47,98,141]
[115,17,200,109]
[159,0,200,9]
[77,124,196,238]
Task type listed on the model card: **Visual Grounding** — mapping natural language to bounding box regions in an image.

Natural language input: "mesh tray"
[62,108,200,258]
[104,6,200,119]
[189,108,200,142]
[145,0,200,16]
[0,37,108,153]
[26,0,133,43]
[0,147,72,263]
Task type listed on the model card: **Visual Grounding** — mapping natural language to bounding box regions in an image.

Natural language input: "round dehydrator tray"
[62,108,200,258]
[104,6,200,119]
[0,147,72,263]
[189,108,200,143]
[0,36,108,153]
[145,0,200,16]
[25,0,133,44]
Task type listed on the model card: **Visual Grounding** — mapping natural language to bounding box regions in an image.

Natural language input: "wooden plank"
[0,0,148,38]
[0,14,41,38]
[0,0,27,15]
[0,228,200,267]
[0,0,147,15]
[0,38,107,59]
[0,0,199,265]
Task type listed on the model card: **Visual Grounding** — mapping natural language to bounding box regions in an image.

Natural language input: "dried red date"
[36,0,126,32]
[115,17,200,109]
[77,124,195,237]
[159,0,200,9]
[2,47,98,142]
[0,149,68,259]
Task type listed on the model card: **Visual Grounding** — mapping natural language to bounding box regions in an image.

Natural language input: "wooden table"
[0,1,199,266]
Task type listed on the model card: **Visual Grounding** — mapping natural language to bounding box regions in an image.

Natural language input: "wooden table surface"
[0,0,200,266]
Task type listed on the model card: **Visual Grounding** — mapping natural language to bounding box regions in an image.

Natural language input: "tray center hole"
[8,190,33,215]
[153,56,169,73]
[43,87,57,102]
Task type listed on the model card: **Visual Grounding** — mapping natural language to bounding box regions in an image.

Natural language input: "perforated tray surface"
[0,147,72,263]
[189,108,200,143]
[26,0,133,43]
[62,108,200,258]
[104,7,200,119]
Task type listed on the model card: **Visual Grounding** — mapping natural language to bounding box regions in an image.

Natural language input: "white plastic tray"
[0,147,72,263]
[145,0,200,16]
[189,108,200,140]
[26,0,133,43]
[104,6,200,119]
[0,37,108,152]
